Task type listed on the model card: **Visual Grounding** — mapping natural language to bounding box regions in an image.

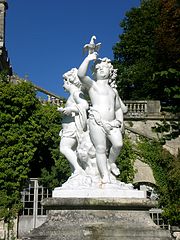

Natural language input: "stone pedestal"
[23,198,172,240]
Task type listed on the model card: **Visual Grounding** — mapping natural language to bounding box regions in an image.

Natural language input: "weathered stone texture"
[23,198,172,240]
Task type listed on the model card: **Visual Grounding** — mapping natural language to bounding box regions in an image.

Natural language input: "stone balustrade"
[47,95,64,106]
[40,96,174,120]
[38,95,64,106]
[124,100,148,118]
[124,100,162,119]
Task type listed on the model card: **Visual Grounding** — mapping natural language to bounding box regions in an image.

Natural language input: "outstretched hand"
[57,107,64,112]
[57,107,72,115]
[62,107,72,115]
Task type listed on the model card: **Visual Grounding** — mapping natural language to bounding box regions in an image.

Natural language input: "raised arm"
[78,52,98,89]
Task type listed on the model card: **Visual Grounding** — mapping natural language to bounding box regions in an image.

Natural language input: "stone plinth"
[23,198,172,240]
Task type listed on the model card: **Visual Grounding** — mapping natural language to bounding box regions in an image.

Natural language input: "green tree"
[155,0,180,70]
[153,0,180,113]
[0,76,70,222]
[113,0,180,152]
[113,0,180,104]
[113,0,161,99]
[0,78,39,220]
[40,154,71,190]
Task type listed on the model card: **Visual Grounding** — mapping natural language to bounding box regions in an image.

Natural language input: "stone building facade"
[0,0,11,74]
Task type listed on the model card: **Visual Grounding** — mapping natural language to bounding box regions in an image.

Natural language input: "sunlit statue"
[56,37,132,192]
[57,68,89,176]
[78,52,127,184]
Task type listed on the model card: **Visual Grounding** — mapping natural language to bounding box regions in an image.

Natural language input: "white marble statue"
[78,51,127,184]
[53,36,142,197]
[57,68,89,176]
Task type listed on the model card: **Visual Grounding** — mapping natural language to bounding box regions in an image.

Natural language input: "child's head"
[63,68,81,89]
[92,57,118,83]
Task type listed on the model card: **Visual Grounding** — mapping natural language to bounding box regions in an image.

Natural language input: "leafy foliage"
[153,68,180,113]
[151,68,180,142]
[116,136,136,183]
[0,75,70,221]
[40,155,71,190]
[113,0,180,105]
[152,120,180,144]
[113,0,161,99]
[28,103,64,178]
[0,78,39,220]
[137,138,180,225]
[155,0,180,70]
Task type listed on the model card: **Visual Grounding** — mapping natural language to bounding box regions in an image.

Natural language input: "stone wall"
[125,120,180,156]
[0,218,18,240]
[0,220,5,239]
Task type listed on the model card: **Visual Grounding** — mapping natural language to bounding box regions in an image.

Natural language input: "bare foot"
[101,174,111,184]
[110,163,120,176]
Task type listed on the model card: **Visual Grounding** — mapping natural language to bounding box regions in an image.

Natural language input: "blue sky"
[6,0,140,98]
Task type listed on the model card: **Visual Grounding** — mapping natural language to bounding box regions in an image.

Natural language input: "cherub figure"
[78,53,127,184]
[58,68,89,176]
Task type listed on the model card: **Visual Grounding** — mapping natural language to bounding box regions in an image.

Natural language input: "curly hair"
[91,57,118,85]
[63,68,82,89]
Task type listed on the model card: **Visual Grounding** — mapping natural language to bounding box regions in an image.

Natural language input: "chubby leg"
[108,128,123,176]
[89,119,110,183]
[60,137,84,174]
